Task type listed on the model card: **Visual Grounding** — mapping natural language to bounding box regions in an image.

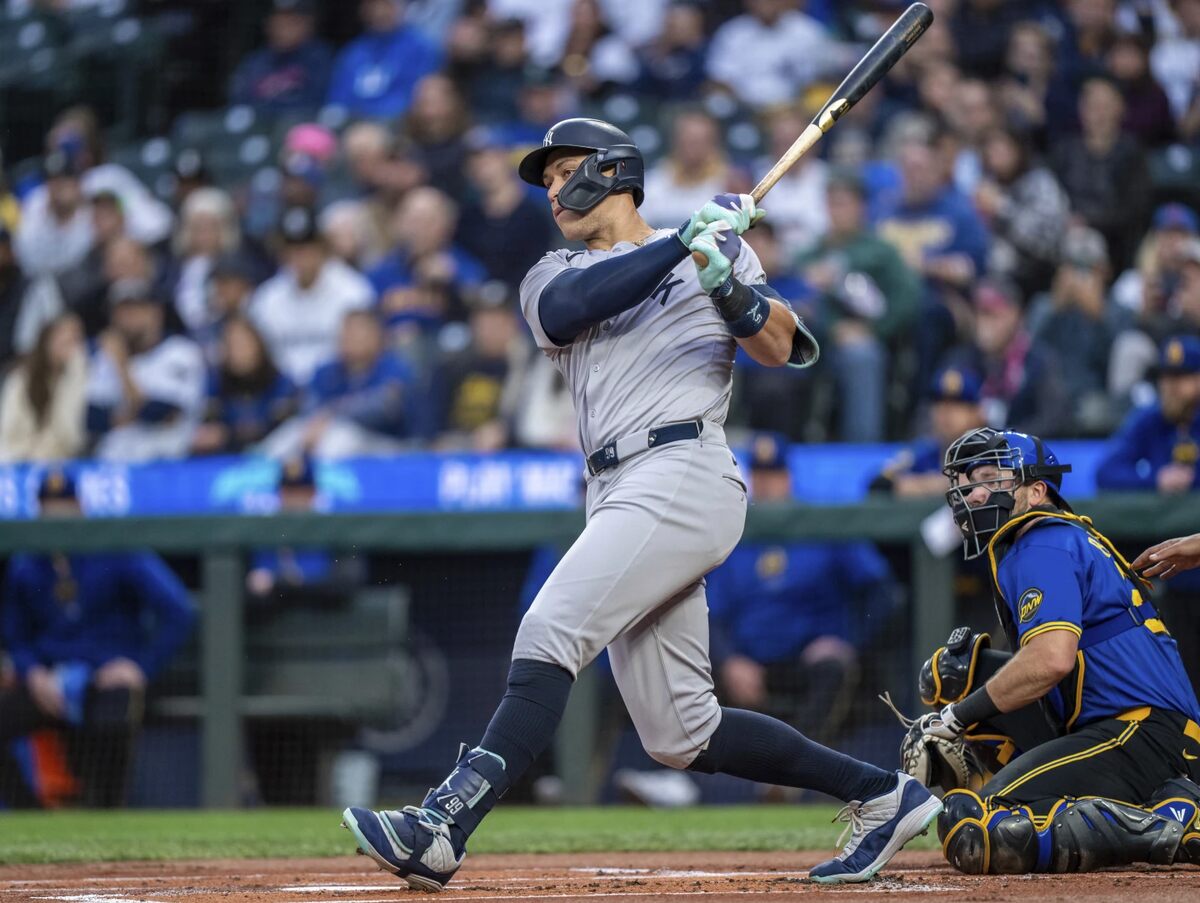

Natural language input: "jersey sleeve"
[999,542,1084,648]
[519,251,572,352]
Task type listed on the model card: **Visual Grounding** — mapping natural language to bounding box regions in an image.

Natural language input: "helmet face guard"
[942,428,1071,560]
[556,145,644,213]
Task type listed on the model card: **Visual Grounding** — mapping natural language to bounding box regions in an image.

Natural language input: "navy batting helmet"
[517,118,644,213]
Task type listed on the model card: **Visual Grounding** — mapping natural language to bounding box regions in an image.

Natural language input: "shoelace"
[832,803,866,854]
[878,691,917,728]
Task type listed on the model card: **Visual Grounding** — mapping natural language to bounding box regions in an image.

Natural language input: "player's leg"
[939,709,1197,874]
[607,579,941,885]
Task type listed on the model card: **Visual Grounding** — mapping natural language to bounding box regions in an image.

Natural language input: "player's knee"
[939,789,993,875]
[512,609,581,677]
[641,740,700,770]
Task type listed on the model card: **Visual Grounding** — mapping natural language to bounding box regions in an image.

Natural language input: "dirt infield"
[2,852,1199,902]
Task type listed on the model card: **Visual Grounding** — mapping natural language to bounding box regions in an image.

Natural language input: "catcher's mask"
[942,428,1071,560]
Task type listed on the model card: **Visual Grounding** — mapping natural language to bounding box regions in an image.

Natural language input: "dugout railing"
[1,493,1196,808]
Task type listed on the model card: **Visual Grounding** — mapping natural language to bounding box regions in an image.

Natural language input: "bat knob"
[690,249,709,268]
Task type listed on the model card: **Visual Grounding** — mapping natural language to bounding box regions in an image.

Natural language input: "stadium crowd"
[0,0,1199,464]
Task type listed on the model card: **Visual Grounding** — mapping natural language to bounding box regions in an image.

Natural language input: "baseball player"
[343,118,941,888]
[898,427,1200,874]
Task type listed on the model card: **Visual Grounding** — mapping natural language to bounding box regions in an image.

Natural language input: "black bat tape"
[813,2,934,128]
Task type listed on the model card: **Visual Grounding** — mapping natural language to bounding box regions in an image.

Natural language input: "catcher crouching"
[898,427,1200,874]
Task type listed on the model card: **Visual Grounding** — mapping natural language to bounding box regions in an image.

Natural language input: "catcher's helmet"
[517,118,644,213]
[942,428,1072,559]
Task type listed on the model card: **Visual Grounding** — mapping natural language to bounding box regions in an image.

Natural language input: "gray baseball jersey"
[513,230,769,768]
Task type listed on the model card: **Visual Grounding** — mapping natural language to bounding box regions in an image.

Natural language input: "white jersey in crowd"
[86,334,206,462]
[249,257,374,385]
[519,229,766,453]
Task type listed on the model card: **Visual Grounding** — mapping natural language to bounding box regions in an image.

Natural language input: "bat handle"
[687,187,770,270]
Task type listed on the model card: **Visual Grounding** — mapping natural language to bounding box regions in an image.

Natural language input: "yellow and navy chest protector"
[988,511,1200,731]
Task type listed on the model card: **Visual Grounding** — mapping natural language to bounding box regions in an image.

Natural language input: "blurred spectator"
[749,107,827,258]
[57,190,127,336]
[943,78,1000,195]
[245,122,341,241]
[399,73,474,200]
[0,315,87,463]
[995,20,1067,143]
[166,188,243,335]
[249,207,374,385]
[369,187,485,324]
[435,286,529,450]
[798,172,920,442]
[321,200,385,272]
[261,309,417,458]
[456,130,554,292]
[634,0,708,102]
[0,152,17,236]
[1096,336,1200,493]
[447,13,525,121]
[487,0,574,69]
[1107,31,1176,147]
[326,0,443,119]
[1056,0,1118,89]
[0,469,195,808]
[64,236,159,341]
[197,255,261,364]
[1027,226,1119,435]
[706,433,898,745]
[228,0,333,113]
[15,150,93,279]
[557,0,638,99]
[509,353,577,450]
[169,148,212,213]
[947,278,1065,437]
[1150,0,1200,125]
[1050,75,1151,272]
[870,367,987,497]
[192,316,297,456]
[974,127,1070,295]
[948,0,1027,79]
[1112,202,1200,314]
[706,0,844,109]
[85,279,206,462]
[0,225,65,362]
[639,108,739,230]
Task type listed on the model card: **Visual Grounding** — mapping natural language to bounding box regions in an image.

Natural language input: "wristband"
[711,278,769,338]
[951,685,1001,728]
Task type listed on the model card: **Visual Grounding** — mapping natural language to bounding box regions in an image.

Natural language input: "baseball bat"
[691,2,934,268]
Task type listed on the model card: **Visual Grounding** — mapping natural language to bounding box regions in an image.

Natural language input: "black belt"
[586,420,704,476]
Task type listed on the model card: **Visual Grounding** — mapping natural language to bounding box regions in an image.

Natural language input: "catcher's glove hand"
[883,693,978,795]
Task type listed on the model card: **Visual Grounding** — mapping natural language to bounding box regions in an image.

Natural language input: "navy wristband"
[712,278,769,338]
[952,685,1001,728]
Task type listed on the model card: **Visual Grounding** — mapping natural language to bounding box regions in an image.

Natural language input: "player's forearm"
[539,234,689,344]
[737,299,797,367]
[982,637,1077,713]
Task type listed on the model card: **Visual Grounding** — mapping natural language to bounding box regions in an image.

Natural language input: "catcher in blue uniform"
[897,427,1200,874]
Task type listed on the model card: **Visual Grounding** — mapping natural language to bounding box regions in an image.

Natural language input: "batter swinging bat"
[692,1,934,267]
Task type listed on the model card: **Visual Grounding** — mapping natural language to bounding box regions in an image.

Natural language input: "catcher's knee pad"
[920,627,990,707]
[1150,776,1200,863]
[938,789,1010,875]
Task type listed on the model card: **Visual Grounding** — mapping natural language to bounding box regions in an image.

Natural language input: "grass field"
[0,804,940,864]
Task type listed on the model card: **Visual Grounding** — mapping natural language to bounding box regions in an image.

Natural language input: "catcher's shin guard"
[1150,776,1200,863]
[939,791,1185,875]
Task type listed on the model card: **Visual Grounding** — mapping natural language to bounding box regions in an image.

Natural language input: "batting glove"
[688,222,742,295]
[678,193,765,246]
[918,704,966,742]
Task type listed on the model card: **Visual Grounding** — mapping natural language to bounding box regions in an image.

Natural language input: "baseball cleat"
[808,772,943,884]
[342,805,464,891]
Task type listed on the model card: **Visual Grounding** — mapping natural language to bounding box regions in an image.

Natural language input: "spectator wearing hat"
[456,129,555,293]
[229,0,333,113]
[639,109,743,232]
[192,315,297,456]
[15,150,94,280]
[249,207,374,386]
[85,279,206,462]
[1112,202,1200,315]
[0,314,87,463]
[192,252,264,367]
[326,0,443,120]
[433,283,529,450]
[870,366,987,498]
[1096,336,1200,494]
[705,433,899,747]
[798,171,921,442]
[260,308,418,458]
[0,469,195,808]
[165,188,245,336]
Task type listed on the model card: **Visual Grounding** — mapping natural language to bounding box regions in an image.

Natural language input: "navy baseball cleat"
[808,772,943,884]
[342,805,464,892]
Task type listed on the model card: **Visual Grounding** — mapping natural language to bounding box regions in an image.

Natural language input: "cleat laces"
[832,803,867,856]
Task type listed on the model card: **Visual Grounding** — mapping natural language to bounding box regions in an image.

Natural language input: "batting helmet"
[942,428,1072,559]
[517,118,644,213]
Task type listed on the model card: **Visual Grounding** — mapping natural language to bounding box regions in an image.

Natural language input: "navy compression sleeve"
[539,234,688,344]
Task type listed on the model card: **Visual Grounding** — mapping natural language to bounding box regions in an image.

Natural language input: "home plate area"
[2,853,1199,902]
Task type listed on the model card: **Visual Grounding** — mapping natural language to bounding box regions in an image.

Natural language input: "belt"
[586,420,703,476]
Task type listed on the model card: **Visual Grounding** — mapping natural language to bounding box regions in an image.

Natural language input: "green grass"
[0,805,940,864]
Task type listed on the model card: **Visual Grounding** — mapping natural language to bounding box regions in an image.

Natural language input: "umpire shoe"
[342,805,463,891]
[808,772,943,884]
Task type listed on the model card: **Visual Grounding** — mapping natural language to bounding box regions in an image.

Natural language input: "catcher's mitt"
[881,693,979,795]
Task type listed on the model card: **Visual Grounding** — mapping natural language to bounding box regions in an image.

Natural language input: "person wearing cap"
[14,149,94,280]
[706,433,898,745]
[871,366,987,497]
[0,469,195,807]
[798,169,921,442]
[190,252,263,367]
[326,0,442,119]
[84,278,206,461]
[456,128,555,293]
[1096,336,1200,494]
[229,0,333,113]
[1112,202,1200,315]
[259,308,418,457]
[249,206,374,386]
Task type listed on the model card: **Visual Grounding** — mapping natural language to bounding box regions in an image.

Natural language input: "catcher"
[896,427,1200,874]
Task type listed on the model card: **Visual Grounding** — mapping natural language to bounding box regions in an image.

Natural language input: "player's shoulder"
[1003,519,1087,568]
